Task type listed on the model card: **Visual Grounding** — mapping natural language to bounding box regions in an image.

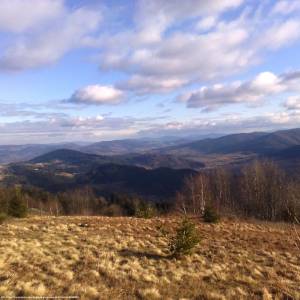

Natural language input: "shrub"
[0,213,7,224]
[168,218,200,257]
[103,204,123,216]
[8,189,27,218]
[135,202,157,219]
[203,206,220,223]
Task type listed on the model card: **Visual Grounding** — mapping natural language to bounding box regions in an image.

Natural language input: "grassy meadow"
[0,216,299,299]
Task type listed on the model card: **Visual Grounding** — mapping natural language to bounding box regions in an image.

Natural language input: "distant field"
[0,216,299,299]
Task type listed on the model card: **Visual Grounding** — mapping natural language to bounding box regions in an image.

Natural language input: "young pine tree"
[8,188,27,218]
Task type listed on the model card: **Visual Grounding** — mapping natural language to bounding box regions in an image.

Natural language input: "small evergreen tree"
[169,218,200,257]
[134,201,157,218]
[203,206,220,223]
[0,213,7,224]
[8,188,27,218]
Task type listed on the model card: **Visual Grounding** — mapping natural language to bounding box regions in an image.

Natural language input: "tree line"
[176,160,300,222]
[0,160,299,222]
[0,186,158,219]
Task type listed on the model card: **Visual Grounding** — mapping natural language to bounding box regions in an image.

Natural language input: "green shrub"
[203,206,220,223]
[8,189,27,218]
[135,202,157,219]
[0,213,7,224]
[168,218,200,257]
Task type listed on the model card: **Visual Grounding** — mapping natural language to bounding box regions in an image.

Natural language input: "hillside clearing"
[0,216,299,299]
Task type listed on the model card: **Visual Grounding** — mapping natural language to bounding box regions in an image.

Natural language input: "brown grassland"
[0,216,299,299]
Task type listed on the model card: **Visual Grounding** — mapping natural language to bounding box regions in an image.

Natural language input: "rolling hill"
[0,137,196,164]
[81,137,192,156]
[31,149,112,166]
[163,128,300,155]
[0,143,80,164]
[2,128,300,197]
[29,149,205,170]
[7,153,197,198]
[80,163,196,198]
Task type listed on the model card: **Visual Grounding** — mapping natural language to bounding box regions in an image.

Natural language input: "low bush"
[135,202,157,219]
[168,217,200,257]
[8,189,27,218]
[0,213,7,224]
[203,206,220,223]
[102,204,123,216]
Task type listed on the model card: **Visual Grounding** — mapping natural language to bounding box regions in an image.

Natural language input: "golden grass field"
[0,216,299,299]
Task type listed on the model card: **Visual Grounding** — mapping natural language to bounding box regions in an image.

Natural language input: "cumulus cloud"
[196,16,217,31]
[0,4,101,70]
[117,75,187,94]
[97,0,300,94]
[271,0,300,15]
[284,96,300,110]
[69,85,124,105]
[180,70,300,111]
[101,17,251,81]
[257,19,300,50]
[1,0,300,88]
[0,0,64,33]
[134,0,243,40]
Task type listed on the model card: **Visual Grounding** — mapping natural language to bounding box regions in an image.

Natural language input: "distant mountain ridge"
[29,148,205,170]
[31,149,111,165]
[1,128,300,169]
[162,128,300,155]
[0,136,199,164]
[0,143,80,164]
[7,151,197,198]
[80,137,193,155]
[272,145,300,159]
[2,128,300,199]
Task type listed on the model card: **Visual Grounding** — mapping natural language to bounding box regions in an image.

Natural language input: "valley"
[0,128,299,198]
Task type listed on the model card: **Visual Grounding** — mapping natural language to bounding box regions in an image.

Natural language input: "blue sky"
[0,0,300,144]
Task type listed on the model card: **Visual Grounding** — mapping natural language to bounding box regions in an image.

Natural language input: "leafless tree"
[285,182,300,250]
[240,160,286,221]
[176,173,212,216]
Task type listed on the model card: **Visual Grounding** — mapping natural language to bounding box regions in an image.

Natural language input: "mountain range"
[0,128,300,198]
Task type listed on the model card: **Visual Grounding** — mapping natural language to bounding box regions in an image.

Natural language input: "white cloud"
[136,0,243,25]
[139,110,300,138]
[101,15,251,82]
[133,0,243,42]
[181,71,286,110]
[0,5,101,70]
[69,85,124,105]
[179,69,300,111]
[271,1,300,15]
[258,19,300,50]
[0,0,64,33]
[284,96,300,110]
[117,75,187,94]
[196,16,217,31]
[2,109,300,145]
[0,115,161,144]
[95,0,300,96]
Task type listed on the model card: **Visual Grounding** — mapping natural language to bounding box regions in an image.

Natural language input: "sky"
[0,0,300,144]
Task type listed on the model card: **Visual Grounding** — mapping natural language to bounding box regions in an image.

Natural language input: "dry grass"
[0,216,299,299]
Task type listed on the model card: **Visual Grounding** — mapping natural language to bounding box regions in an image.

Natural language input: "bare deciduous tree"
[176,173,212,216]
